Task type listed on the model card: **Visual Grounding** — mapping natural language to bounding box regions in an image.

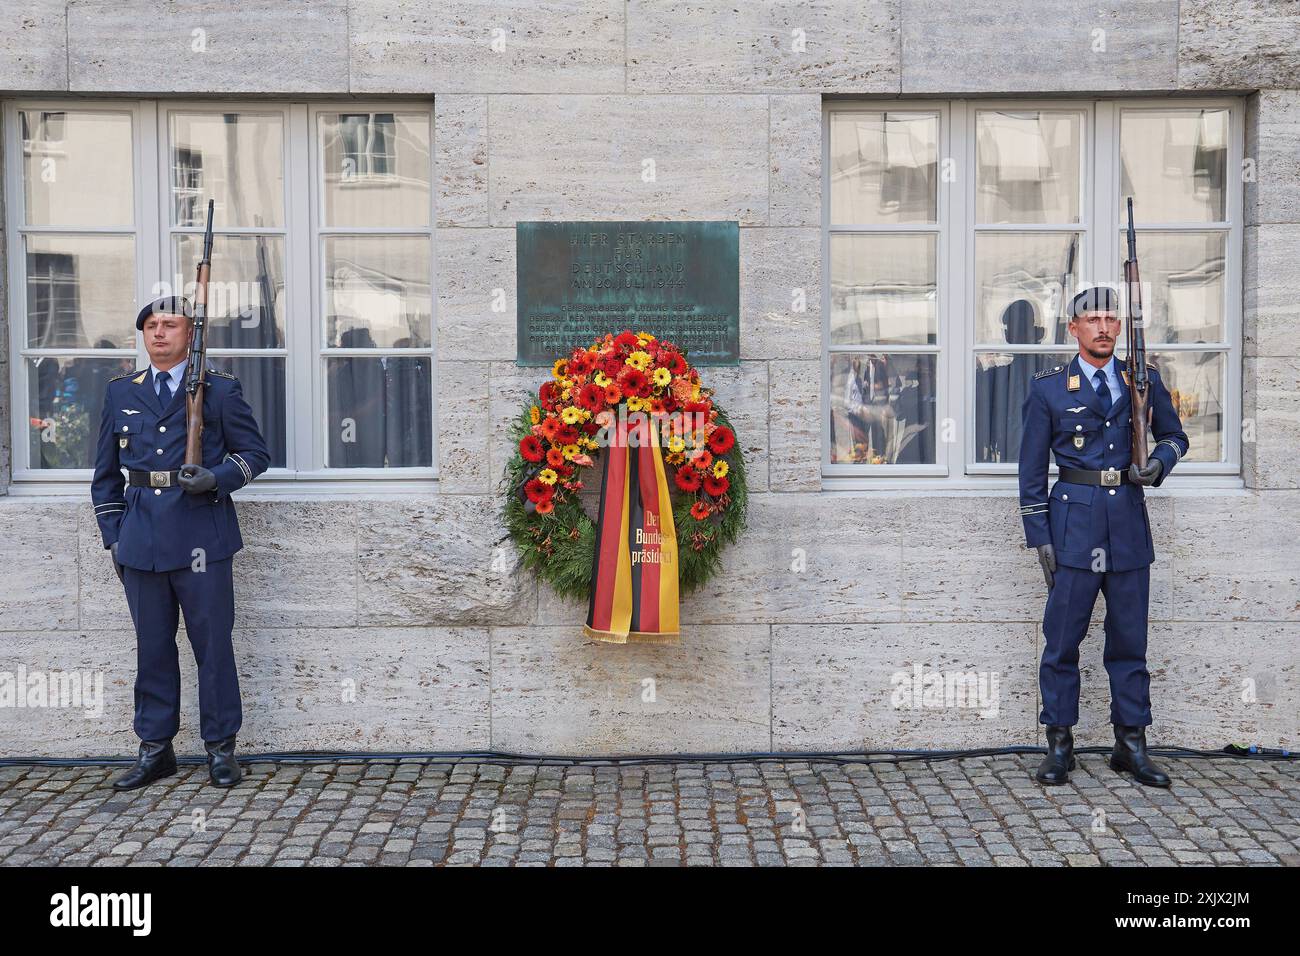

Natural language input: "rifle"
[1123,197,1150,470]
[184,199,215,468]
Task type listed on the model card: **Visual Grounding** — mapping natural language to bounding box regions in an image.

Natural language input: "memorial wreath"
[503,330,747,643]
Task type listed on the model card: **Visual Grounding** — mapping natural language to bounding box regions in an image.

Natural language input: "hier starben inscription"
[516,221,740,366]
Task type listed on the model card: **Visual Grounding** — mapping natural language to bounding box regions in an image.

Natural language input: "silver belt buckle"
[150,470,171,488]
[1101,469,1120,487]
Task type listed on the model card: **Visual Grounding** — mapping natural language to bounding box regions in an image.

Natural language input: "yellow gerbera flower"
[713,460,729,478]
[626,396,644,412]
[594,371,609,387]
[537,468,558,485]
[561,406,583,425]
[668,435,685,454]
[562,443,580,460]
[529,405,541,425]
[652,367,671,387]
[626,350,651,370]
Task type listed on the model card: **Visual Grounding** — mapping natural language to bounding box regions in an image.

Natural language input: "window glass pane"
[325,357,432,468]
[169,112,284,227]
[174,234,286,348]
[976,111,1082,224]
[830,233,937,346]
[318,112,431,228]
[26,355,135,469]
[975,232,1082,346]
[1145,351,1223,462]
[974,352,1074,464]
[207,356,287,469]
[829,112,938,225]
[1119,231,1224,344]
[26,234,135,349]
[21,110,133,227]
[1120,109,1228,222]
[323,236,432,348]
[829,353,937,464]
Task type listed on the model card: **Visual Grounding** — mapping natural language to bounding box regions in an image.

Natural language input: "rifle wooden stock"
[184,200,215,468]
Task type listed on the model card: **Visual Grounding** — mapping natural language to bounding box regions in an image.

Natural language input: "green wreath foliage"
[503,402,748,602]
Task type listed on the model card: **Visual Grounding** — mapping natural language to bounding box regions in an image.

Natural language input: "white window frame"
[3,98,438,494]
[821,97,1244,491]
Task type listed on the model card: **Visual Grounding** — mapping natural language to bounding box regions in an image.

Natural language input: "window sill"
[819,474,1248,495]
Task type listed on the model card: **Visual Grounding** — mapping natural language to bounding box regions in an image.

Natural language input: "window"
[4,100,435,484]
[823,99,1242,484]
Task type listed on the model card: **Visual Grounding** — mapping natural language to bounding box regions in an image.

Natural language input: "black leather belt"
[1058,466,1129,487]
[128,469,181,488]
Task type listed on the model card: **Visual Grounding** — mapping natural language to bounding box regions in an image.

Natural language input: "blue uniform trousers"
[121,557,242,743]
[1040,564,1152,728]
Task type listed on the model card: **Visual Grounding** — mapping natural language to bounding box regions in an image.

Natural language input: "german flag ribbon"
[584,412,680,644]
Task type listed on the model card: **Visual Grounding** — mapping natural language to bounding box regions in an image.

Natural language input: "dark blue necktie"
[156,370,172,406]
[1093,370,1111,409]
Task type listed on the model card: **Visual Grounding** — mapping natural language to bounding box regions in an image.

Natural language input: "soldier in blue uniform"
[91,296,269,790]
[1019,286,1189,788]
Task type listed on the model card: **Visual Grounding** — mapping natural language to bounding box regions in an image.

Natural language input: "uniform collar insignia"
[131,371,148,384]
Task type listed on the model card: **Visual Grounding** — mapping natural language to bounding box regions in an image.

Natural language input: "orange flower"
[535,498,554,515]
[692,449,713,471]
[604,383,622,404]
[690,500,711,521]
[546,447,565,467]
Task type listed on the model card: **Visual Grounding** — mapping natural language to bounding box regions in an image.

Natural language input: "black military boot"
[204,735,241,788]
[1110,724,1171,788]
[111,739,177,791]
[1034,725,1076,785]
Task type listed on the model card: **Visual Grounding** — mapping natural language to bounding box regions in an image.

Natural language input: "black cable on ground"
[1,743,1294,770]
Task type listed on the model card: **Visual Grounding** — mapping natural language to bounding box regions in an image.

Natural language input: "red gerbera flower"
[535,498,554,515]
[614,331,640,351]
[707,425,735,455]
[659,351,687,376]
[601,356,625,378]
[690,500,711,521]
[524,478,552,503]
[539,381,560,410]
[546,447,565,467]
[619,367,651,398]
[556,424,579,445]
[577,382,605,411]
[519,435,544,463]
[540,417,562,441]
[568,350,596,377]
[674,465,702,492]
[703,474,729,497]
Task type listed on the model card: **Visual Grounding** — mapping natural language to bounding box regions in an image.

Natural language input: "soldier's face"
[142,313,192,368]
[1070,310,1121,361]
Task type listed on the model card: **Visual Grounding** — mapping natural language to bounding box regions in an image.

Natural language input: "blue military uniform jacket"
[1018,355,1189,573]
[91,367,269,572]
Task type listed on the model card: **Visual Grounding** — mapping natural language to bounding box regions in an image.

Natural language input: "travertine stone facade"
[0,1,1295,757]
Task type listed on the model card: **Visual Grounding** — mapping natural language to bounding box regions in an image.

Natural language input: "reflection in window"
[1148,351,1223,462]
[829,353,936,465]
[27,356,135,469]
[830,112,938,225]
[339,113,396,178]
[975,347,1074,464]
[326,357,432,467]
[1121,109,1228,222]
[830,234,937,346]
[208,356,288,469]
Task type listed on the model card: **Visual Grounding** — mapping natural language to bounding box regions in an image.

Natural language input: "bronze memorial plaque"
[516,220,740,366]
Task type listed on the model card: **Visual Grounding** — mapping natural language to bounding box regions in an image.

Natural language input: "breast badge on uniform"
[1073,434,1085,449]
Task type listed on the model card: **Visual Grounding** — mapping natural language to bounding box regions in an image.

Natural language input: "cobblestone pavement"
[1,755,1297,867]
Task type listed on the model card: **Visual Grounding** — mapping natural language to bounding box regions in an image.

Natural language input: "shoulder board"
[109,369,146,383]
[1146,361,1158,370]
[1033,364,1066,381]
[206,367,237,380]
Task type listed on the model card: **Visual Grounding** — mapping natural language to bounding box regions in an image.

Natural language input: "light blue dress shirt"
[1081,354,1122,409]
[150,358,188,402]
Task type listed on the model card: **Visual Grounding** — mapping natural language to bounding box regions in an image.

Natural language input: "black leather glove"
[1035,543,1056,589]
[110,542,125,584]
[1129,459,1162,486]
[178,464,217,495]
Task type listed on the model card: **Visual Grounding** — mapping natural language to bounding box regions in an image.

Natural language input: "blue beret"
[1068,286,1119,319]
[135,296,193,330]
